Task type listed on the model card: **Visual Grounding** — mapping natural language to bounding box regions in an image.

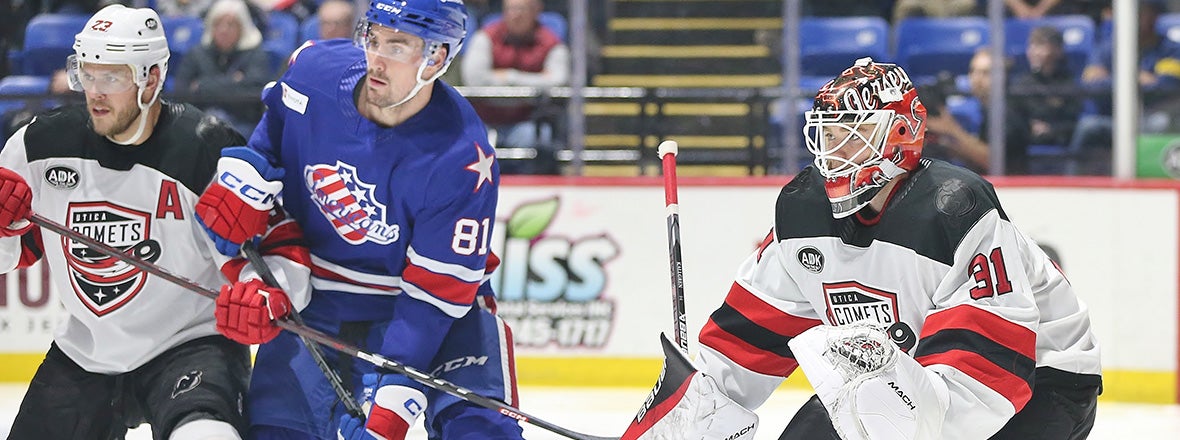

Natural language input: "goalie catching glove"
[787,322,950,440]
[338,373,427,440]
[622,334,758,440]
[196,146,283,256]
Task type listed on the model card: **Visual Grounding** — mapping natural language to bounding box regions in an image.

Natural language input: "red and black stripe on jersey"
[699,282,822,377]
[913,304,1037,411]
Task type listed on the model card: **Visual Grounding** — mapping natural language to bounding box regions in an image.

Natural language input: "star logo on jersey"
[465,142,495,192]
[63,203,161,317]
[822,281,900,327]
[304,161,400,245]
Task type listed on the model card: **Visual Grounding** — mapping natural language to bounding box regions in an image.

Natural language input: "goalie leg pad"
[623,334,758,440]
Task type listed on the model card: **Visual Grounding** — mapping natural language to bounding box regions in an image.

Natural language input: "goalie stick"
[658,140,689,352]
[28,213,619,440]
[239,240,366,419]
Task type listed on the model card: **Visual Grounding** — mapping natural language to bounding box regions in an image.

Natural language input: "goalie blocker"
[622,334,758,440]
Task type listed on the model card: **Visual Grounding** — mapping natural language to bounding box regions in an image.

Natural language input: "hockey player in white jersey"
[0,5,308,439]
[623,58,1102,440]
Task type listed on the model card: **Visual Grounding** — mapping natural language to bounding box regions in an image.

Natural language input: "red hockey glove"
[338,374,427,440]
[215,278,292,344]
[195,147,283,256]
[0,168,32,237]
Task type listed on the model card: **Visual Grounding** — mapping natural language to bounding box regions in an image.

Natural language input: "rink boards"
[0,176,1176,404]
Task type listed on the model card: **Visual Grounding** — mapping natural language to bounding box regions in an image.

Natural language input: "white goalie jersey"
[696,159,1101,439]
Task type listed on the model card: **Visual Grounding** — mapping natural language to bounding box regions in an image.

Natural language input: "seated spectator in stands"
[173,0,273,135]
[893,0,977,23]
[1071,0,1180,174]
[314,0,356,40]
[1005,0,1111,19]
[1009,26,1081,148]
[461,0,570,175]
[924,49,1033,175]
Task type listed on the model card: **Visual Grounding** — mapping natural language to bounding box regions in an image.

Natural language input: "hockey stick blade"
[240,241,366,419]
[28,213,619,440]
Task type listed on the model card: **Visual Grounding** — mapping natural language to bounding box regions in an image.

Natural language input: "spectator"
[315,0,356,40]
[1071,0,1180,174]
[461,0,570,175]
[173,0,273,135]
[924,49,1033,174]
[1006,0,1111,19]
[893,0,977,23]
[1009,26,1082,148]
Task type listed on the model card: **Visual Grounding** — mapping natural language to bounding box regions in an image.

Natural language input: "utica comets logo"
[304,161,399,245]
[64,203,160,317]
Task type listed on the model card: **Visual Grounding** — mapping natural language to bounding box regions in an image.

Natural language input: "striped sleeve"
[700,281,821,377]
[914,304,1036,410]
[697,229,824,410]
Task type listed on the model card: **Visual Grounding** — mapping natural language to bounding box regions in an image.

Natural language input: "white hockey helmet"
[69,4,170,97]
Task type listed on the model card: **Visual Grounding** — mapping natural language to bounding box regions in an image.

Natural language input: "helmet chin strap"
[108,78,161,146]
[379,57,448,110]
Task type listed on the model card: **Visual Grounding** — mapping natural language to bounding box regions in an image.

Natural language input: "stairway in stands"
[580,0,783,176]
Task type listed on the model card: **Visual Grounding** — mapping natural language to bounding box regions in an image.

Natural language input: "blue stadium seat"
[20,13,90,76]
[264,11,300,70]
[480,11,568,42]
[0,75,52,121]
[1157,13,1180,44]
[895,17,989,82]
[0,75,50,96]
[1004,15,1094,74]
[161,15,204,83]
[799,17,890,77]
[300,16,320,42]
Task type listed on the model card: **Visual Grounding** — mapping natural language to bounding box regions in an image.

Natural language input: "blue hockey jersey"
[246,40,499,369]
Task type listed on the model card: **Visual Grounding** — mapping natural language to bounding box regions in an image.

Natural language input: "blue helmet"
[365,0,468,68]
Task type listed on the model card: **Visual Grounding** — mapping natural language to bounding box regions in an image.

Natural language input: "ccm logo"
[218,171,277,205]
[498,408,529,422]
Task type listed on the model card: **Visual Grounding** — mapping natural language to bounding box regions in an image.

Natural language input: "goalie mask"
[804,58,925,218]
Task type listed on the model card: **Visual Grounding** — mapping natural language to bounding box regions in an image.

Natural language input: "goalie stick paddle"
[239,240,366,419]
[28,213,618,440]
[658,140,689,352]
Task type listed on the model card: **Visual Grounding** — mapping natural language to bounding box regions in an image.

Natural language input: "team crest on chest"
[822,281,900,326]
[304,161,400,245]
[63,203,161,316]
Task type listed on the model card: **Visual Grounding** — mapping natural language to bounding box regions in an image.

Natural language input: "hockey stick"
[239,241,366,419]
[28,213,618,440]
[658,140,689,352]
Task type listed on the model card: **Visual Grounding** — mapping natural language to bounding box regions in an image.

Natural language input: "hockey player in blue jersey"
[193,0,524,439]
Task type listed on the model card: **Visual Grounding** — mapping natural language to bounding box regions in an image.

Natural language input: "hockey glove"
[788,323,949,440]
[196,147,283,256]
[0,168,32,237]
[338,373,427,440]
[215,278,292,344]
[622,334,758,440]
